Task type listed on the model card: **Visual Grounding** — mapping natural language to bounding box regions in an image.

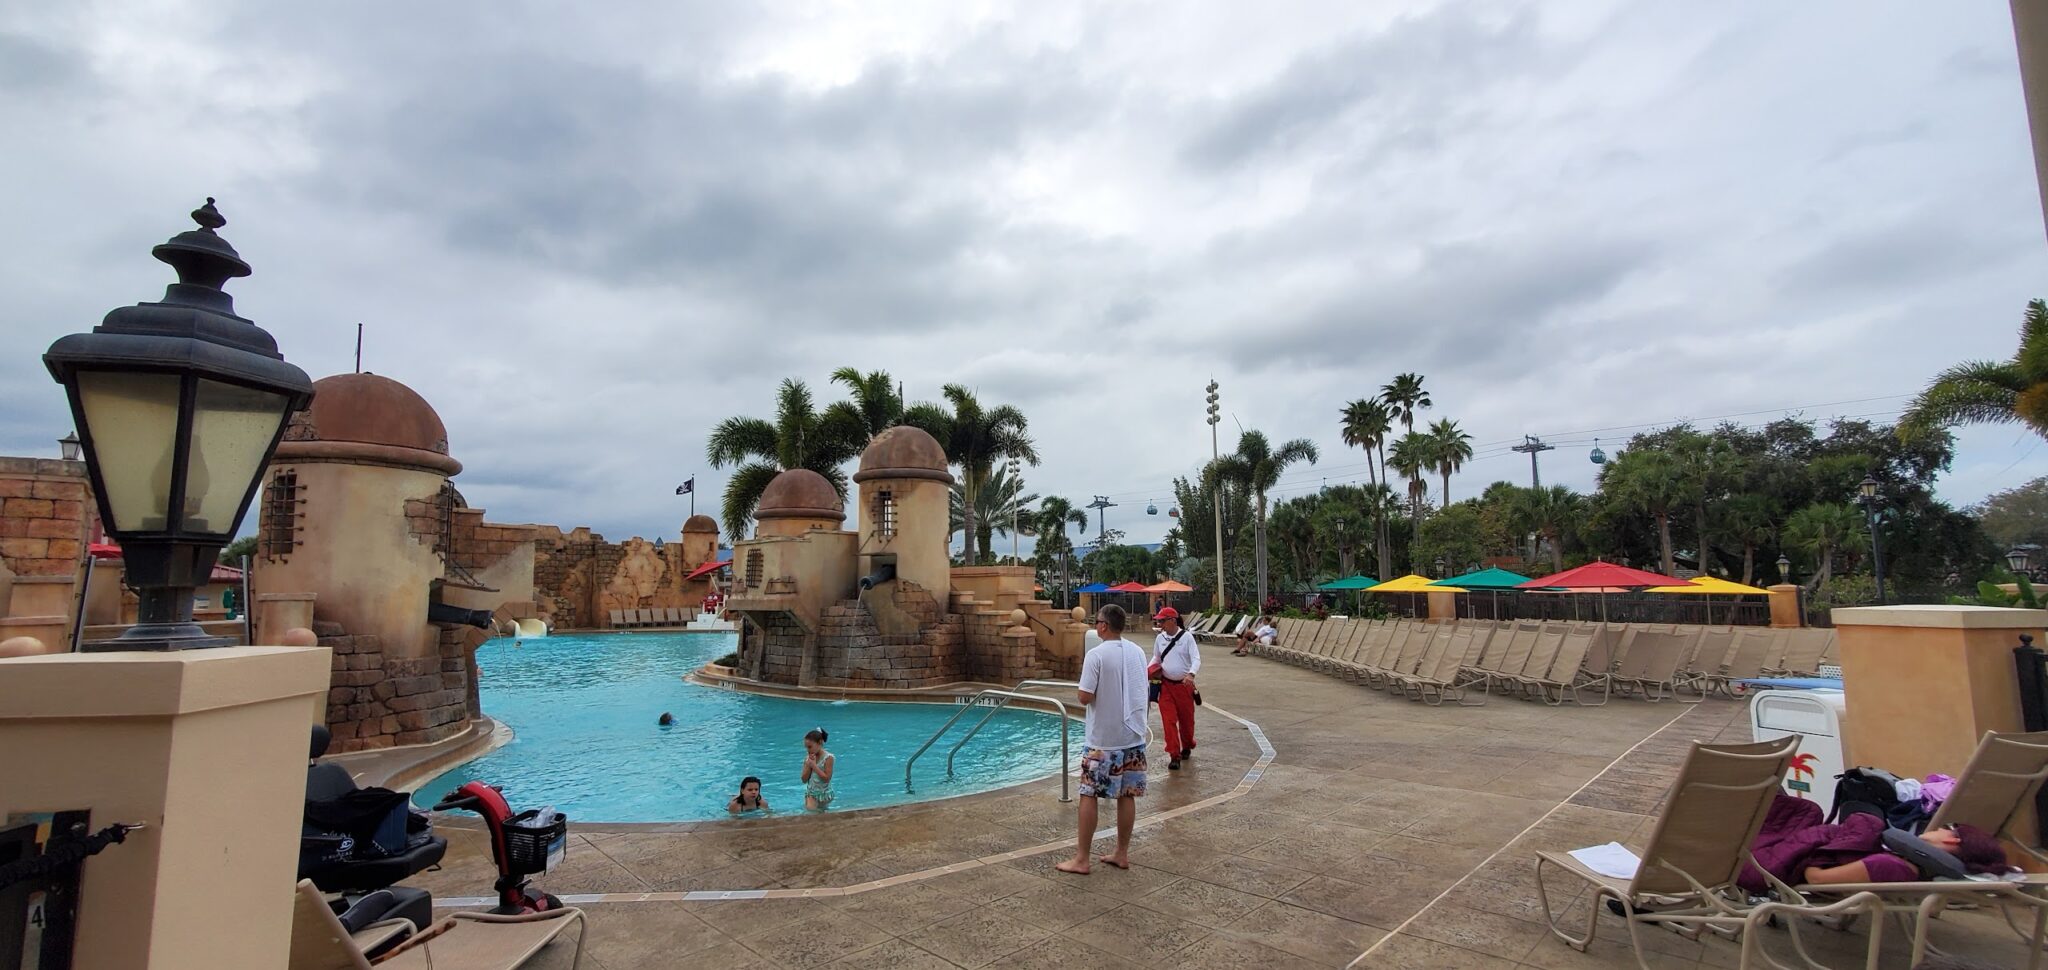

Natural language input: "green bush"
[713,651,739,668]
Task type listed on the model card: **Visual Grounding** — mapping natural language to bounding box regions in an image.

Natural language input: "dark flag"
[676,478,695,495]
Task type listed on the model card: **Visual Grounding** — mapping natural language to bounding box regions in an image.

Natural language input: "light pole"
[1433,556,1446,579]
[1776,553,1793,584]
[1007,456,1021,564]
[43,199,313,651]
[2010,547,2034,582]
[1856,475,1887,606]
[58,432,81,461]
[1207,380,1224,609]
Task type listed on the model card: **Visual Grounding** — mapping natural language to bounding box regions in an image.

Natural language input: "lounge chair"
[1612,628,1707,702]
[1686,628,1738,686]
[1389,625,1482,705]
[1767,628,1834,677]
[605,609,624,629]
[1496,626,1566,699]
[1708,628,1784,695]
[1535,738,1886,970]
[1757,730,2048,970]
[1469,621,1538,691]
[1523,626,1613,706]
[292,879,587,970]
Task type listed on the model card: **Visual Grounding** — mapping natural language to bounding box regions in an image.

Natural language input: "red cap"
[1153,606,1179,622]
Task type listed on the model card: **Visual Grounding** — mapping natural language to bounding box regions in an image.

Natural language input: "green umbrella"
[1432,567,1531,620]
[1317,575,1380,591]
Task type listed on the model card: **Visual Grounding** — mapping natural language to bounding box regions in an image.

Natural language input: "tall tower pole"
[1207,380,1225,610]
[1511,435,1554,489]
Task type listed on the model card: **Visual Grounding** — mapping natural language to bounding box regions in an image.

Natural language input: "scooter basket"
[501,810,568,877]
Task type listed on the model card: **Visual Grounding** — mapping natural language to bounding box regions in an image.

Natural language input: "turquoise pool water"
[415,632,1068,822]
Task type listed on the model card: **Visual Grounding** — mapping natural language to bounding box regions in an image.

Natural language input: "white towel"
[1569,842,1641,880]
[1895,778,1923,804]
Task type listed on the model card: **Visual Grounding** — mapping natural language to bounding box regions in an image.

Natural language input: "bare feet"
[1055,858,1091,876]
[1096,854,1131,870]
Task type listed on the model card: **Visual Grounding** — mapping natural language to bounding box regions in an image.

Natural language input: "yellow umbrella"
[1366,574,1465,593]
[1646,576,1769,595]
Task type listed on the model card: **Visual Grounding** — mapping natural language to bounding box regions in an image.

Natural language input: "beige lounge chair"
[1708,628,1784,695]
[1612,628,1707,702]
[1767,628,1834,677]
[1757,730,2048,970]
[1521,626,1613,706]
[292,879,587,970]
[1535,738,1885,970]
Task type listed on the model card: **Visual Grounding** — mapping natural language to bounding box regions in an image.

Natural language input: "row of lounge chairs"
[1541,729,2048,969]
[1230,614,1836,706]
[608,607,687,628]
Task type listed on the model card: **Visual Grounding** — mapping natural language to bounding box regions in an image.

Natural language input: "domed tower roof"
[274,373,462,475]
[681,514,720,535]
[754,469,845,522]
[853,426,953,484]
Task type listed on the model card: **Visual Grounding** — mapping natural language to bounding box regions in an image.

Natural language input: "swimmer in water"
[658,712,675,726]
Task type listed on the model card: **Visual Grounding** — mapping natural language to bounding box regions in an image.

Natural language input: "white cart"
[1750,688,1848,816]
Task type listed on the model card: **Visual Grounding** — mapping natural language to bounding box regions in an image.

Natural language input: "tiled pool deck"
[402,650,2038,968]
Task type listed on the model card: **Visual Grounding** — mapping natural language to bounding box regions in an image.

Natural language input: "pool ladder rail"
[905,679,1079,803]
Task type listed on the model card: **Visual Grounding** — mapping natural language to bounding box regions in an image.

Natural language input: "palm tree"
[904,385,1038,566]
[1719,494,1776,587]
[1340,398,1395,578]
[1425,418,1473,506]
[1783,502,1867,587]
[821,367,905,438]
[1514,485,1585,572]
[1380,373,1432,433]
[1034,497,1091,607]
[1208,430,1319,608]
[1386,431,1432,566]
[949,464,1038,563]
[705,378,864,540]
[1602,447,1684,576]
[1900,298,2048,443]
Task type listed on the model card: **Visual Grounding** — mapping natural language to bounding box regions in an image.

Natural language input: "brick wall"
[402,500,537,575]
[531,525,713,629]
[0,458,91,581]
[319,620,483,753]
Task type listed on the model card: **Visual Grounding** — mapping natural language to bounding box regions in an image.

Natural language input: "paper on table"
[1569,842,1641,880]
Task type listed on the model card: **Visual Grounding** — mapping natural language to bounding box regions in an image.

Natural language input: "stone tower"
[852,427,953,633]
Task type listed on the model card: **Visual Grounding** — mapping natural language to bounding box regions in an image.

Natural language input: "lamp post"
[43,199,313,651]
[58,431,82,461]
[1007,456,1021,564]
[1206,380,1224,610]
[1855,475,1887,606]
[1433,556,1446,579]
[1776,553,1793,584]
[2010,547,2034,581]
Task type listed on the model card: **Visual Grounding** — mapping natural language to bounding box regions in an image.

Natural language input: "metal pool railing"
[905,681,1078,802]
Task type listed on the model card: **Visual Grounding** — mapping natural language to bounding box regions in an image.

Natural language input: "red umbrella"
[1518,562,1694,589]
[1519,562,1695,622]
[1107,581,1150,593]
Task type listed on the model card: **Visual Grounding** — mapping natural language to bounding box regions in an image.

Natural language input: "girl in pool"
[801,727,835,811]
[727,776,768,815]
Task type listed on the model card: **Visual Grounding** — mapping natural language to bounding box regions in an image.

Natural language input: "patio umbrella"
[1317,575,1380,590]
[1433,567,1530,619]
[1142,580,1193,592]
[1367,574,1464,593]
[1074,582,1111,594]
[1646,575,1769,624]
[1520,562,1695,623]
[1107,581,1150,593]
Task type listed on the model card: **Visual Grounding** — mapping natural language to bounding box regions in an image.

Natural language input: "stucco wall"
[256,461,445,659]
[531,526,717,629]
[858,475,950,603]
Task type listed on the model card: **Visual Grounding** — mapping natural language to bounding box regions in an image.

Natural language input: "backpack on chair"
[1827,766,1902,823]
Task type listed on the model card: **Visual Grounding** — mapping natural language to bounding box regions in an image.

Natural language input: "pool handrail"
[905,687,1073,803]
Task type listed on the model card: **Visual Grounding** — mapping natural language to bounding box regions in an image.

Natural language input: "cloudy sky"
[4,1,2044,550]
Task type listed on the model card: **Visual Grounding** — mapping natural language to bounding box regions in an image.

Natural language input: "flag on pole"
[676,478,695,495]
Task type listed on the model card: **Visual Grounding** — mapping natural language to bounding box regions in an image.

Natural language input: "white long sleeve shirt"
[1152,627,1201,681]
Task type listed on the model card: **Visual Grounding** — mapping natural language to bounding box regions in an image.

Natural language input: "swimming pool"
[414,632,1069,822]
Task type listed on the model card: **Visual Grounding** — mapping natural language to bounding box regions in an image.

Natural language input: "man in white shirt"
[1234,615,1276,655]
[1150,606,1200,769]
[1057,604,1149,876]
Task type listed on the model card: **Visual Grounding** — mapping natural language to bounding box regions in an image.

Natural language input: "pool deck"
[400,648,2041,968]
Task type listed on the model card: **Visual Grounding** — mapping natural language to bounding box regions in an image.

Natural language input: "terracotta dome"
[754,469,844,522]
[681,514,720,535]
[853,426,952,484]
[274,373,462,475]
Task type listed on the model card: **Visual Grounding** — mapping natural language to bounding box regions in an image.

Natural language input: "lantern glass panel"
[184,378,291,537]
[75,370,183,532]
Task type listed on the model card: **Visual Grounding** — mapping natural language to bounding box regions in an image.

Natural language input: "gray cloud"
[1,0,2043,546]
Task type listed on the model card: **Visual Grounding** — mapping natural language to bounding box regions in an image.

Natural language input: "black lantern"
[1432,556,1446,578]
[1776,553,1792,584]
[2010,547,2033,576]
[58,432,81,461]
[44,199,313,651]
[1853,474,1888,605]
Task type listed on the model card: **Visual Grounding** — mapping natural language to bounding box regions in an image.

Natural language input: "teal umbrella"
[1432,567,1531,620]
[1317,575,1380,591]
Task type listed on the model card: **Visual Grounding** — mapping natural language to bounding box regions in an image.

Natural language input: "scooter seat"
[304,833,447,893]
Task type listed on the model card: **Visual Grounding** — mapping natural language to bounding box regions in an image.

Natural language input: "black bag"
[1827,767,1903,824]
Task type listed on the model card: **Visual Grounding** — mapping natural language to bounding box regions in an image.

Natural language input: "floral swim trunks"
[1078,744,1148,798]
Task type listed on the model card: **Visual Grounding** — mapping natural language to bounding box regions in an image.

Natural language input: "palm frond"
[720,462,783,541]
[1899,361,2026,442]
[706,417,779,468]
